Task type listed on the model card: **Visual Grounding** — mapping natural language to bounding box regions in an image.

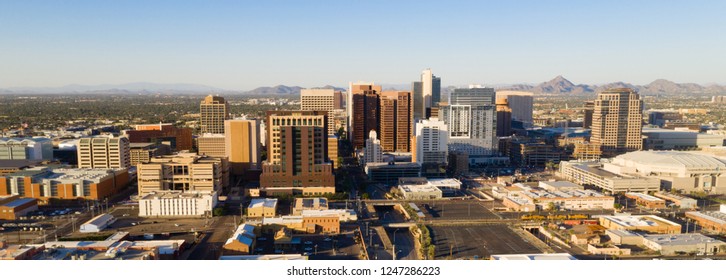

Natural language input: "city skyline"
[2,1,726,90]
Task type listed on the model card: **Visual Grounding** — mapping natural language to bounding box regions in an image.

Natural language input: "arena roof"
[615,151,726,170]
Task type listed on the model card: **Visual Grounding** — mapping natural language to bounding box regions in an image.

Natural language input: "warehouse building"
[398,184,442,200]
[598,215,681,234]
[559,161,660,193]
[79,213,117,233]
[641,233,726,255]
[0,195,38,220]
[625,192,666,209]
[292,197,328,215]
[222,224,256,255]
[653,192,698,209]
[247,198,278,218]
[685,208,726,234]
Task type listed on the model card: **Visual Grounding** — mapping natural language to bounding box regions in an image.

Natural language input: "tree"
[213,207,226,216]
[361,193,370,199]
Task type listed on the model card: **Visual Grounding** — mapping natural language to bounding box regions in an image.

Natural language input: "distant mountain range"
[499,75,726,95]
[1,77,724,95]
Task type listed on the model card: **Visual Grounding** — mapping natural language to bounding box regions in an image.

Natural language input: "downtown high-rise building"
[496,97,512,137]
[260,111,334,196]
[349,83,381,150]
[300,88,339,136]
[412,69,441,120]
[440,87,497,157]
[413,118,449,164]
[364,130,382,164]
[224,119,261,175]
[496,91,533,126]
[379,91,413,152]
[200,95,230,134]
[591,88,643,157]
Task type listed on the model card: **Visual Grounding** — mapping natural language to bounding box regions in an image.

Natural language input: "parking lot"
[251,224,362,260]
[430,224,542,259]
[101,206,211,237]
[418,201,502,220]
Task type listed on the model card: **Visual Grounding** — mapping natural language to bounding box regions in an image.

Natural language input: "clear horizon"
[1,1,725,90]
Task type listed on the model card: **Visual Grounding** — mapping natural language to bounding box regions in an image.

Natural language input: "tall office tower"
[126,123,193,151]
[440,87,497,157]
[77,136,131,169]
[137,153,228,196]
[591,88,643,157]
[334,90,344,109]
[301,88,337,135]
[583,101,594,129]
[496,91,533,126]
[328,135,339,168]
[200,95,230,134]
[413,118,449,164]
[496,98,512,137]
[412,69,442,120]
[197,134,226,158]
[364,130,382,164]
[379,91,413,152]
[225,119,261,175]
[349,83,381,149]
[260,111,334,196]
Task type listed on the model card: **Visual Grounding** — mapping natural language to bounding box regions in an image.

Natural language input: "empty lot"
[430,224,542,259]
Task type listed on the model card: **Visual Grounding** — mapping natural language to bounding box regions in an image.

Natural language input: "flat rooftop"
[686,211,726,225]
[644,234,726,246]
[626,192,665,202]
[249,198,278,208]
[400,184,441,193]
[141,191,215,200]
[601,215,680,227]
[490,253,576,260]
[0,198,36,208]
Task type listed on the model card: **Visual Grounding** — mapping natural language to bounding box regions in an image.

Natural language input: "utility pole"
[392,244,396,260]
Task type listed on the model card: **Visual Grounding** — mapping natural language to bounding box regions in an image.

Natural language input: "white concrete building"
[398,184,442,200]
[414,118,448,164]
[80,213,117,233]
[607,151,726,194]
[642,234,726,255]
[138,191,217,218]
[559,160,661,193]
[0,138,54,160]
[440,87,497,157]
[364,130,383,164]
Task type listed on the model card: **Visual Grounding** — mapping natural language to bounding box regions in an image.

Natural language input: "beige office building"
[591,88,643,157]
[137,153,229,196]
[300,88,339,135]
[197,133,226,158]
[224,119,262,175]
[200,95,230,134]
[77,137,131,169]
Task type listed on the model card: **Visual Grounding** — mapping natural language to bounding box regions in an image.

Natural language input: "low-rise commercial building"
[625,192,666,209]
[0,195,38,220]
[262,212,340,234]
[398,184,442,200]
[685,210,726,234]
[138,191,217,218]
[292,197,328,215]
[247,198,278,218]
[79,213,117,233]
[653,192,698,209]
[642,128,725,150]
[222,224,256,255]
[598,215,681,234]
[502,195,537,212]
[587,244,631,256]
[0,159,43,175]
[0,138,54,160]
[365,162,421,184]
[499,182,613,211]
[641,233,726,255]
[301,209,357,222]
[605,229,643,245]
[559,160,661,193]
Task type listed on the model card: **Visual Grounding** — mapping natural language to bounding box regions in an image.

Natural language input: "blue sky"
[1,0,724,90]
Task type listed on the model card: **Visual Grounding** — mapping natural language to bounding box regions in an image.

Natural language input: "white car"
[304,241,313,245]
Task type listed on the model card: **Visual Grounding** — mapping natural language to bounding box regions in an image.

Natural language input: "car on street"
[304,247,313,251]
[304,241,313,245]
[324,237,332,242]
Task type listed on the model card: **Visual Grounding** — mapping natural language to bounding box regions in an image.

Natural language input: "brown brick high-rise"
[379,91,413,152]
